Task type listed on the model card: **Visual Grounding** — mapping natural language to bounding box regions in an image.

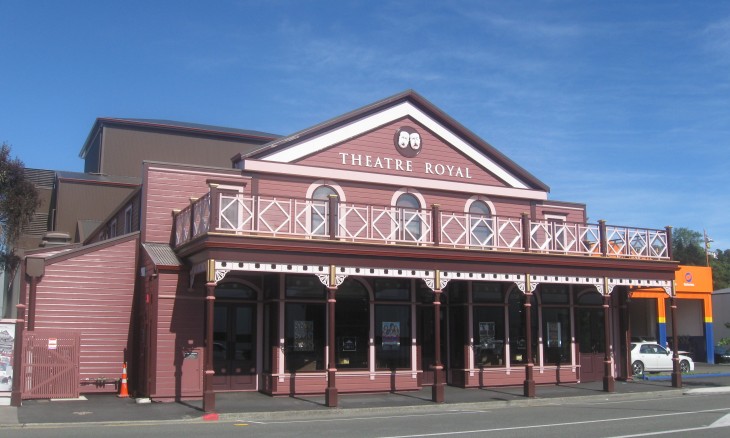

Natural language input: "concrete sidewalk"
[3,364,730,427]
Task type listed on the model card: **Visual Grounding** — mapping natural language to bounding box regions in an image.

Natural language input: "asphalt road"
[3,391,730,437]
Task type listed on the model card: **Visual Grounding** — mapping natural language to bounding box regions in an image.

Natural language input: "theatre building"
[12,91,679,408]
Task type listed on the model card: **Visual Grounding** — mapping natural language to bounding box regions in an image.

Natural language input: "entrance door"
[576,306,605,382]
[213,303,257,391]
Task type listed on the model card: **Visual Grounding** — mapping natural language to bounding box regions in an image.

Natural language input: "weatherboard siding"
[295,117,510,188]
[32,236,138,393]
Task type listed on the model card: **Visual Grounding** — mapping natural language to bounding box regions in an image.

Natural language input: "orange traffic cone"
[118,362,129,398]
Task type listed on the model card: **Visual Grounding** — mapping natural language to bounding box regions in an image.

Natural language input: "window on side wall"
[124,206,133,234]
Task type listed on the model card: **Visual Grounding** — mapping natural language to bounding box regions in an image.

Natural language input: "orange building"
[630,266,714,362]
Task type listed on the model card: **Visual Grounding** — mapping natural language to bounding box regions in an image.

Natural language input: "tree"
[671,227,706,266]
[0,142,40,290]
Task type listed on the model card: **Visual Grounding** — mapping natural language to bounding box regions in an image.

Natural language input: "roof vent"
[40,232,71,247]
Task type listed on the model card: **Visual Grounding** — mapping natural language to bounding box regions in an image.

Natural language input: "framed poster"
[294,320,314,351]
[478,322,495,345]
[547,321,561,348]
[382,321,400,350]
[341,337,357,352]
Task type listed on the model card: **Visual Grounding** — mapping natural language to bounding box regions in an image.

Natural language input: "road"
[2,392,730,437]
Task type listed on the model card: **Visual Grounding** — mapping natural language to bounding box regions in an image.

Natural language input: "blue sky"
[1,1,729,250]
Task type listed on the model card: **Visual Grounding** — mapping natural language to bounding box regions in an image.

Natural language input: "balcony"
[173,188,670,261]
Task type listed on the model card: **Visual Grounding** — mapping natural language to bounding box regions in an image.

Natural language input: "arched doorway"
[212,282,258,391]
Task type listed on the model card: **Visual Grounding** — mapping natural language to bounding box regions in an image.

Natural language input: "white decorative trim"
[305,180,347,202]
[441,271,524,283]
[215,269,230,282]
[259,101,530,189]
[529,274,603,287]
[316,273,329,287]
[214,260,331,278]
[390,188,426,210]
[243,160,548,201]
[464,195,496,215]
[610,278,672,290]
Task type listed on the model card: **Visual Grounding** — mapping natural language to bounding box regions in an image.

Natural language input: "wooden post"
[431,204,441,246]
[328,194,338,241]
[10,272,30,407]
[203,260,217,413]
[670,282,682,388]
[523,276,535,397]
[521,213,530,252]
[665,226,673,260]
[602,280,615,392]
[209,184,220,231]
[599,220,607,257]
[432,281,444,403]
[325,284,338,407]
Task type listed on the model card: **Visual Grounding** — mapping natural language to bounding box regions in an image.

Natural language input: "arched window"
[469,200,493,247]
[311,185,337,236]
[396,193,422,241]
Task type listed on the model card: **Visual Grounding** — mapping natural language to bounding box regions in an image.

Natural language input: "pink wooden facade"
[21,235,138,395]
[14,91,679,407]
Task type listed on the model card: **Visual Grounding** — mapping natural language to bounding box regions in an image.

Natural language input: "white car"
[630,342,694,375]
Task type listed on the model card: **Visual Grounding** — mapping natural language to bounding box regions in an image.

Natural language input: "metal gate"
[22,330,80,399]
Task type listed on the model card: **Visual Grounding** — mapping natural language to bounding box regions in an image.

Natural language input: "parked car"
[715,345,730,364]
[630,342,694,375]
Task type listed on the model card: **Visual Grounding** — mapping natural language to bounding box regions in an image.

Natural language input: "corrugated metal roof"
[24,168,56,188]
[56,171,141,185]
[142,243,182,267]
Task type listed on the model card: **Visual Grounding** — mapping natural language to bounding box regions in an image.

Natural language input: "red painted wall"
[33,236,138,393]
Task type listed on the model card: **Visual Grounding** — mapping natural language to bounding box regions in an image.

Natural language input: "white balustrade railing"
[172,192,669,260]
[529,221,601,255]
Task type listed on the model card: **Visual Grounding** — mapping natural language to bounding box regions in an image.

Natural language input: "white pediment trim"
[243,160,548,201]
[259,101,530,190]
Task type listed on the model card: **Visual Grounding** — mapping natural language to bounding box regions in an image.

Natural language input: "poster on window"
[547,322,561,348]
[382,321,400,350]
[478,322,495,345]
[294,320,314,351]
[0,323,15,393]
[341,337,357,352]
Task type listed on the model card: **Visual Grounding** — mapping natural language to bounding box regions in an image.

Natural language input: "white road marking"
[376,407,730,438]
[236,410,486,425]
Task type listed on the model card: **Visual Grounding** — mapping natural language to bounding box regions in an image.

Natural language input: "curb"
[215,389,687,423]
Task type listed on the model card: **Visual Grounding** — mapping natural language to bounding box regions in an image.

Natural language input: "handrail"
[171,192,670,261]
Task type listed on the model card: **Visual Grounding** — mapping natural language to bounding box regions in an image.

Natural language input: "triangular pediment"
[247,91,548,192]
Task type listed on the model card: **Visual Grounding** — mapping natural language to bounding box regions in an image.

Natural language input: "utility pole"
[704,229,713,267]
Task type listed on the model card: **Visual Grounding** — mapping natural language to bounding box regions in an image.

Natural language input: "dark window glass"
[542,307,571,364]
[473,306,505,367]
[285,303,325,372]
[374,278,410,301]
[215,282,257,300]
[335,280,369,369]
[375,305,411,369]
[473,282,503,303]
[445,281,467,303]
[286,275,326,299]
[263,274,279,300]
[577,292,603,305]
[539,284,569,304]
[508,291,538,365]
[448,304,467,368]
[262,303,276,373]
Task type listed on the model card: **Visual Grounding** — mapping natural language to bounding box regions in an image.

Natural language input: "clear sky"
[1,1,728,250]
